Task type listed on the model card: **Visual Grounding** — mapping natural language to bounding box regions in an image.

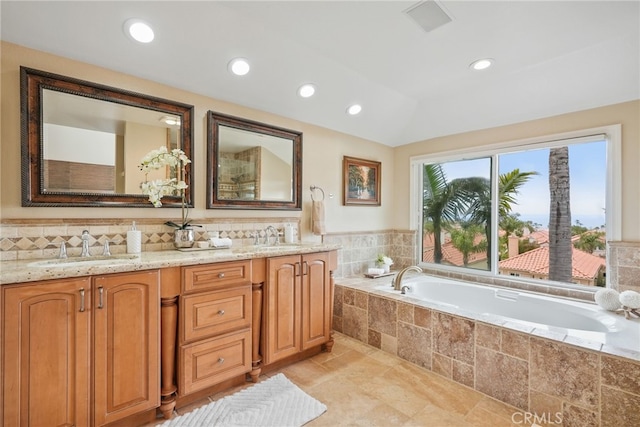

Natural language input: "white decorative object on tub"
[619,290,640,309]
[594,288,622,311]
[617,290,640,319]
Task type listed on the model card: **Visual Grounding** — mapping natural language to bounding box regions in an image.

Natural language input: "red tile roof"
[423,234,487,266]
[499,246,605,280]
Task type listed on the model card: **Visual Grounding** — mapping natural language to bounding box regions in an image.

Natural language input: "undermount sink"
[233,244,304,254]
[256,244,303,251]
[28,254,140,268]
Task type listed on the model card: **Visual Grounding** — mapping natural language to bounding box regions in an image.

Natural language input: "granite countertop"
[0,242,341,285]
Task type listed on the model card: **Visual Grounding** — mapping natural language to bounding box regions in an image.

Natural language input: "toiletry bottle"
[127,221,142,254]
[284,223,294,243]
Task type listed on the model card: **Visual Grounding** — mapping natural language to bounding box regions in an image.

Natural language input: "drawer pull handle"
[98,286,104,309]
[79,288,85,312]
[218,357,225,364]
[218,272,225,278]
[218,309,225,316]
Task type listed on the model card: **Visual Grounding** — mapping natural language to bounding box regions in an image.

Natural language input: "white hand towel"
[210,237,232,247]
[312,200,326,235]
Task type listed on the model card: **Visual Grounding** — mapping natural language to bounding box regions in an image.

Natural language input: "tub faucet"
[392,266,423,291]
[80,230,91,257]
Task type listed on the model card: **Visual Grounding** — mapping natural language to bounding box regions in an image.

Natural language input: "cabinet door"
[93,270,160,426]
[264,255,301,364]
[3,278,91,427]
[301,252,331,350]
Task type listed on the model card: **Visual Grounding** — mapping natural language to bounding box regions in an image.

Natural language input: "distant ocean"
[518,214,606,230]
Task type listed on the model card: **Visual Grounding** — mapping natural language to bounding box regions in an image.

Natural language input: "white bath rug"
[157,373,326,427]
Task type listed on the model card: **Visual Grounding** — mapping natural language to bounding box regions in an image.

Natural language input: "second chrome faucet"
[80,230,91,257]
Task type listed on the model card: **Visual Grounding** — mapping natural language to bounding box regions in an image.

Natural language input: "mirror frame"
[207,111,302,210]
[20,66,194,207]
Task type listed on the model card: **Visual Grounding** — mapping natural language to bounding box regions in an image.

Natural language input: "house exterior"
[499,246,606,286]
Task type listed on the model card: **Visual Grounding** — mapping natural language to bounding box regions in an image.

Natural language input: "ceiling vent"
[404,1,452,33]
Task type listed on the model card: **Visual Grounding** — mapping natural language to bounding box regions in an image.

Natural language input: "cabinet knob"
[218,272,225,278]
[218,309,225,316]
[218,357,225,364]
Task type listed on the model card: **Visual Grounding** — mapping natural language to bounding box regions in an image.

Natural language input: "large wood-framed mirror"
[21,67,194,207]
[207,111,302,210]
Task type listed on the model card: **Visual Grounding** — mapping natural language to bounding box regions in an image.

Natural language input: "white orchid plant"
[139,146,192,229]
[376,254,393,266]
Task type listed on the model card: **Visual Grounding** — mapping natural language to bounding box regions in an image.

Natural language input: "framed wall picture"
[343,156,381,206]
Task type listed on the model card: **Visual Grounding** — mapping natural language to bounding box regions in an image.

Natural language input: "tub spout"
[392,266,423,291]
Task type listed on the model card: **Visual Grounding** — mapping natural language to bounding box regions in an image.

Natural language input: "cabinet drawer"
[179,329,251,395]
[181,286,251,343]
[182,261,251,293]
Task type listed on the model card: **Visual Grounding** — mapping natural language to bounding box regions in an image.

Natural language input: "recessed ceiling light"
[124,18,154,43]
[347,104,362,115]
[160,116,180,126]
[228,58,250,76]
[298,83,316,98]
[470,58,494,71]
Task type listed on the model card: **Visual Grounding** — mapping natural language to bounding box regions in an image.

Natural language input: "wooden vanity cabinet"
[263,252,332,365]
[178,261,252,396]
[2,270,160,427]
[93,270,160,426]
[3,277,92,427]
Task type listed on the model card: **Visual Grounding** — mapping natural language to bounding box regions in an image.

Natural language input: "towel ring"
[310,185,325,201]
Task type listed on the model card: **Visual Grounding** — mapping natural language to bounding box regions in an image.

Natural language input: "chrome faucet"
[264,226,280,246]
[58,241,68,259]
[80,230,92,257]
[102,240,111,257]
[392,265,423,291]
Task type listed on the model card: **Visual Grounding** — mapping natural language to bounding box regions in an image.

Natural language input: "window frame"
[409,124,621,291]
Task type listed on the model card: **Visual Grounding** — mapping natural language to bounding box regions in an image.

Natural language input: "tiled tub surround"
[322,229,417,277]
[334,276,640,427]
[321,231,639,301]
[0,217,300,261]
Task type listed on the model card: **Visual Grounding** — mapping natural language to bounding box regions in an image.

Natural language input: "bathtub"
[376,274,640,352]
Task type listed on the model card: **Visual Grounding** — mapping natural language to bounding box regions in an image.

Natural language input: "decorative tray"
[177,246,232,252]
[364,272,396,279]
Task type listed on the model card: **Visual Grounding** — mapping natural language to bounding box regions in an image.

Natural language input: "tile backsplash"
[2,219,638,295]
[0,218,300,261]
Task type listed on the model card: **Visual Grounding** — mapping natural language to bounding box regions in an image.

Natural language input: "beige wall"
[3,42,638,242]
[392,100,640,241]
[0,42,394,241]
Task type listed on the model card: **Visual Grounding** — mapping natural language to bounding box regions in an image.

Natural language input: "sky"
[440,140,607,229]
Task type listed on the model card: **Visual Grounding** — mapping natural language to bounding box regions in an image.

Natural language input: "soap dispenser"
[126,221,142,254]
[284,223,294,243]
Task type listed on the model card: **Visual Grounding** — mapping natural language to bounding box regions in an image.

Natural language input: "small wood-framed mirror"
[21,67,194,207]
[207,111,302,210]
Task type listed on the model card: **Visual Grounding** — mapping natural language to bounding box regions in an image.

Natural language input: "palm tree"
[423,164,536,267]
[574,231,605,254]
[548,147,572,282]
[463,169,538,268]
[446,221,488,267]
[422,164,471,263]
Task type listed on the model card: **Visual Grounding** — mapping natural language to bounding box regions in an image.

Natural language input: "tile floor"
[147,332,522,426]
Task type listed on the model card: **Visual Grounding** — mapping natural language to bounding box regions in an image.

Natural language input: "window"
[411,125,621,290]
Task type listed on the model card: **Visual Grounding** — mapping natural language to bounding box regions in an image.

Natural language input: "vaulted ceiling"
[2,1,638,146]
